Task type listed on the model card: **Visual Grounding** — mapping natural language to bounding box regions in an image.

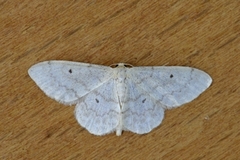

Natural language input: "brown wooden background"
[1,0,239,159]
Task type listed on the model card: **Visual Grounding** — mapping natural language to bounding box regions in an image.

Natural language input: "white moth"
[28,61,212,136]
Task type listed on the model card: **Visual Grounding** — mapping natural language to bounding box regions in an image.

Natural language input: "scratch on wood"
[38,36,59,51]
[157,16,187,38]
[57,128,71,137]
[66,25,83,37]
[187,113,201,124]
[186,50,201,60]
[29,108,43,118]
[93,0,140,26]
[217,133,233,143]
[0,54,11,63]
[217,36,238,50]
[191,8,210,20]
[109,0,140,19]
[13,49,35,63]
[14,130,26,139]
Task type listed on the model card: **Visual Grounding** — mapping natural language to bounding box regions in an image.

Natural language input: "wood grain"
[1,0,239,159]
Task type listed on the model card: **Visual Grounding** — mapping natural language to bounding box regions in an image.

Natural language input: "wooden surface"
[1,1,239,159]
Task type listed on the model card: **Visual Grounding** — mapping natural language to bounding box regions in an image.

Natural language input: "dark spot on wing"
[95,98,99,103]
[170,74,173,78]
[69,69,72,73]
[142,98,146,103]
